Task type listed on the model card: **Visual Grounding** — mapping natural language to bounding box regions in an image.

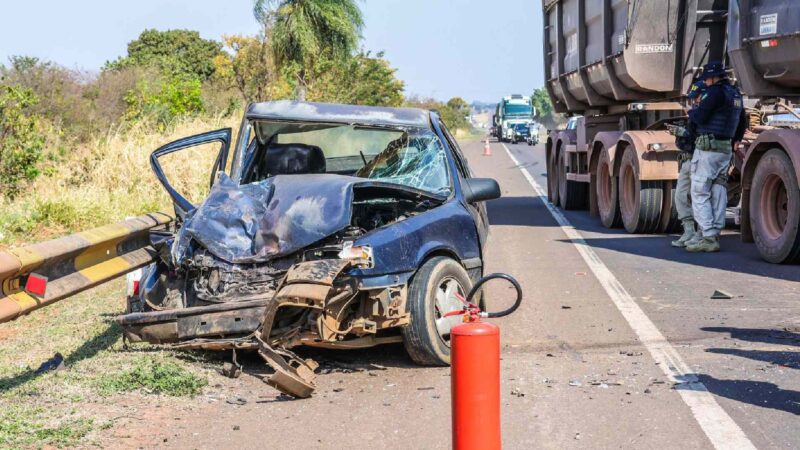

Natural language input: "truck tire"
[658,181,681,233]
[402,256,472,366]
[548,150,560,205]
[619,146,663,234]
[750,149,800,264]
[558,151,588,210]
[596,146,622,228]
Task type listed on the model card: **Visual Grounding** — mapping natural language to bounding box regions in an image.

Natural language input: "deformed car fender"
[352,199,481,276]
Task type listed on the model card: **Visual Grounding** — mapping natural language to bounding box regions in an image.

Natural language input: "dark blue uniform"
[689,80,746,143]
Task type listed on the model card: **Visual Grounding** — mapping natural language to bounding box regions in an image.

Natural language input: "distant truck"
[495,95,536,142]
[542,0,800,264]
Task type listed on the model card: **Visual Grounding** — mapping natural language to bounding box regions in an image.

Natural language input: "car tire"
[658,181,682,233]
[402,256,472,366]
[750,148,800,263]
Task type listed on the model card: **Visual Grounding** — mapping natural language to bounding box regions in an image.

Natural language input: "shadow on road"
[552,234,800,282]
[681,374,800,416]
[706,348,800,369]
[487,196,558,227]
[702,327,800,347]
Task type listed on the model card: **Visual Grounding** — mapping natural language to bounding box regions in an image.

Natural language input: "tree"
[531,87,558,127]
[308,51,404,106]
[213,34,291,102]
[0,85,44,199]
[105,29,223,81]
[253,0,364,101]
[439,97,471,132]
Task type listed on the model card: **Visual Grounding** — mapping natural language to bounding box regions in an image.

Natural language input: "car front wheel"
[402,256,472,366]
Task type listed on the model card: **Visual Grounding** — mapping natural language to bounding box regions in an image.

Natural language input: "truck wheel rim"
[598,160,612,213]
[434,277,465,342]
[761,174,789,240]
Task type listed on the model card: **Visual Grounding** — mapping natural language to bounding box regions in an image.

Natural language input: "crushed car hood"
[172,173,443,264]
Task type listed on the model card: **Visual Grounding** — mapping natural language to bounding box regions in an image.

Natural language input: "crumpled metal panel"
[172,174,442,265]
[173,174,355,264]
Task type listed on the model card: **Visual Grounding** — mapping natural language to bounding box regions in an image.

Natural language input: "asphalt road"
[116,140,799,449]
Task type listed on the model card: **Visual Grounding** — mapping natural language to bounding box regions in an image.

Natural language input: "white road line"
[500,143,756,450]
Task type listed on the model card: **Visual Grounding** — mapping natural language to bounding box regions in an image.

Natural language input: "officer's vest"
[696,82,744,139]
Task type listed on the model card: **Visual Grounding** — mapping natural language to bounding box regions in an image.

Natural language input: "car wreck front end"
[116,101,494,398]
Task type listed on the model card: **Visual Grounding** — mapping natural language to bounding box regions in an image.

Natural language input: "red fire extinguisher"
[447,273,522,450]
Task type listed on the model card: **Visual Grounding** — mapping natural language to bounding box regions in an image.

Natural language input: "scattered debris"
[35,352,65,374]
[233,425,240,431]
[574,433,582,440]
[569,380,582,387]
[561,305,572,310]
[417,387,435,391]
[546,353,555,357]
[710,289,734,300]
[332,388,344,393]
[644,388,652,394]
[511,387,525,397]
[226,397,247,406]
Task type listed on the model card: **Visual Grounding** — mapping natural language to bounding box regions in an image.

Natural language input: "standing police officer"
[685,61,747,253]
[670,81,706,247]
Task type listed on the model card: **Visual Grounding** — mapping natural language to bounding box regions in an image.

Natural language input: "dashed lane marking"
[500,143,756,450]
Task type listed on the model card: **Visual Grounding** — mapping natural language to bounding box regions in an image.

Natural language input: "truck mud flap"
[257,336,318,398]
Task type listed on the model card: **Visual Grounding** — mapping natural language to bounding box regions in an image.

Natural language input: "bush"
[124,74,205,127]
[0,84,44,199]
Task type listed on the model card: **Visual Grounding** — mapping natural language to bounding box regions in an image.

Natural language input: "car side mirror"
[463,178,501,203]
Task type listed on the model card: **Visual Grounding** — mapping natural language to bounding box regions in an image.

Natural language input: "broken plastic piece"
[710,290,734,299]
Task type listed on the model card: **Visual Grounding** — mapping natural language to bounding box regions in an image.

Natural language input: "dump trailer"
[542,0,800,263]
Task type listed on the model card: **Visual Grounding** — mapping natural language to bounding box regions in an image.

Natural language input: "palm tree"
[254,0,364,101]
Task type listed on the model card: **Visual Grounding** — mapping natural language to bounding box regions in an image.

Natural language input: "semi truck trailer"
[496,95,536,142]
[542,0,800,263]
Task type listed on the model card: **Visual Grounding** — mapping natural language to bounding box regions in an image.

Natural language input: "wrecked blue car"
[117,101,500,397]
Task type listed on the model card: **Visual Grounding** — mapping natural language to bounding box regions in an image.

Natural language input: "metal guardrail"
[0,212,173,324]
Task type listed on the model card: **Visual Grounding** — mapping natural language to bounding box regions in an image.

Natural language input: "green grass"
[96,358,207,397]
[0,280,213,446]
[0,405,94,449]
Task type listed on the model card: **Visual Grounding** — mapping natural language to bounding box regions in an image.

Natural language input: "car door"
[150,128,231,218]
[437,121,490,248]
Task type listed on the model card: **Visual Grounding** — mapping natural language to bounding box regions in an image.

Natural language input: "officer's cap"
[700,61,727,79]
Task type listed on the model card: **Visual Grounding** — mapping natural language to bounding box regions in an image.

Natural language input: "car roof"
[246,101,432,128]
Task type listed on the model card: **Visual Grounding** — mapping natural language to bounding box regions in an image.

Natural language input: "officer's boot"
[684,229,703,248]
[671,220,696,248]
[686,235,720,253]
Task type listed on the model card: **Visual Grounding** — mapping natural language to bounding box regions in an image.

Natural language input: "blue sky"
[0,0,543,103]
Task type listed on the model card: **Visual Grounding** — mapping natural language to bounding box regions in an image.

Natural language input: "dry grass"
[0,113,241,247]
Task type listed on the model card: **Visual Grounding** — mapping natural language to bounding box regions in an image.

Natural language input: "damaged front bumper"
[116,258,410,398]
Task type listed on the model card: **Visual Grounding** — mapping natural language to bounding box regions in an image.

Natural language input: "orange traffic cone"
[483,140,492,156]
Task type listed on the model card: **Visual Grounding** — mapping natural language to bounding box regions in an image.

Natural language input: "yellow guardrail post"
[0,212,173,324]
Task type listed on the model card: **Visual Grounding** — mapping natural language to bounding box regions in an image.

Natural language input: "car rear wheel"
[548,150,560,205]
[750,149,800,263]
[402,256,472,366]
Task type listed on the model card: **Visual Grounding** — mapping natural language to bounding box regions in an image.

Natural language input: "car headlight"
[339,242,374,267]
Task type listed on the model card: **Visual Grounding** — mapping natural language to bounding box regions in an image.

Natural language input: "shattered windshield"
[244,122,451,195]
[354,130,451,195]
